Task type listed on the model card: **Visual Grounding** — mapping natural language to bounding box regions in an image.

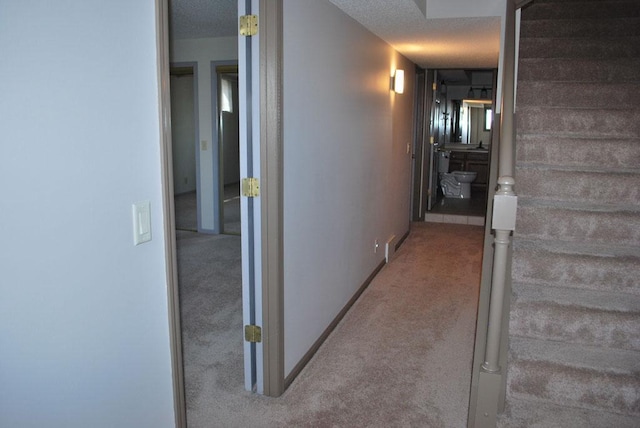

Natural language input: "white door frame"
[155,0,187,426]
[157,0,287,422]
[238,0,285,396]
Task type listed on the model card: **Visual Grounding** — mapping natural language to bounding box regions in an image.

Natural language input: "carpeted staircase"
[499,0,640,426]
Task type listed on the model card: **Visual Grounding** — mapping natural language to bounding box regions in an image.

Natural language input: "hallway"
[178,222,484,427]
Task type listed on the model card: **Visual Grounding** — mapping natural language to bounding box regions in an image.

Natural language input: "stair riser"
[518,58,640,83]
[519,38,640,59]
[507,359,640,416]
[517,82,640,110]
[521,18,640,38]
[510,301,640,351]
[513,246,640,295]
[516,135,640,170]
[515,168,640,206]
[516,205,640,247]
[522,2,640,20]
[517,107,640,139]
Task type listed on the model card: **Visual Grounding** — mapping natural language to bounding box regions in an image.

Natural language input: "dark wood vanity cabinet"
[449,150,490,192]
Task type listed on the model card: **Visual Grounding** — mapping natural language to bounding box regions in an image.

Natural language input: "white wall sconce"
[393,69,405,94]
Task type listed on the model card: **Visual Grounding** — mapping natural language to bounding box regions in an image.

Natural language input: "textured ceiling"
[169,0,502,69]
[327,0,502,68]
[169,0,237,40]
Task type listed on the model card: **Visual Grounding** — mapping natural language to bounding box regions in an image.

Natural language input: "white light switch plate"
[133,200,152,245]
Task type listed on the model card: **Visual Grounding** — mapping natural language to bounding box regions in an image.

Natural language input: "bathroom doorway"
[422,69,497,224]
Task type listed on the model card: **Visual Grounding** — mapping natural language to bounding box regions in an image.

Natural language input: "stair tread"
[517,196,640,212]
[509,336,640,373]
[507,359,640,416]
[515,134,640,170]
[510,300,640,351]
[518,105,640,112]
[499,398,640,428]
[513,282,640,312]
[518,57,640,82]
[516,164,640,176]
[516,163,640,174]
[516,106,640,139]
[514,237,640,258]
[515,203,640,248]
[521,17,640,38]
[507,338,640,417]
[519,37,640,59]
[515,168,640,206]
[513,240,640,296]
[517,81,640,109]
[522,1,640,20]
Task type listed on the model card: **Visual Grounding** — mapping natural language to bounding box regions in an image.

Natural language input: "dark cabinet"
[449,150,490,192]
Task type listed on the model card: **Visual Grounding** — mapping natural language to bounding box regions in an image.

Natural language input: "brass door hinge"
[242,177,260,197]
[239,15,258,36]
[244,325,262,343]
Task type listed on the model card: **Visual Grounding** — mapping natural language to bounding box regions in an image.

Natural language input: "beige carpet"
[179,222,484,427]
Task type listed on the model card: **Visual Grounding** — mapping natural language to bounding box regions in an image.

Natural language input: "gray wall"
[0,2,176,427]
[171,73,197,194]
[283,0,415,375]
[221,75,240,186]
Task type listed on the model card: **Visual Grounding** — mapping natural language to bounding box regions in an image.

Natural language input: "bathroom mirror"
[452,99,492,145]
[436,69,494,145]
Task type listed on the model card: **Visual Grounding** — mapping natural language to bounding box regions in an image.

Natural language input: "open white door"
[238,0,264,393]
[238,0,284,397]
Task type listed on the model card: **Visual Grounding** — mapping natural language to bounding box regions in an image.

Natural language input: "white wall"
[170,37,237,231]
[0,2,176,427]
[283,0,415,375]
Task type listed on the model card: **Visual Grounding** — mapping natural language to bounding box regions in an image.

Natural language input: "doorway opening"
[412,68,496,224]
[216,65,241,235]
[166,1,248,424]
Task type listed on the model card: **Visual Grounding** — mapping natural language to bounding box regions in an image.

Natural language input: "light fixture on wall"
[467,86,490,99]
[393,69,405,94]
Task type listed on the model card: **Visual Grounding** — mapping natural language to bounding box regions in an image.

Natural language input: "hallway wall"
[0,2,175,427]
[282,0,415,375]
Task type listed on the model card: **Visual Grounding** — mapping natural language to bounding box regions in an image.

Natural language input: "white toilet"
[438,151,477,199]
